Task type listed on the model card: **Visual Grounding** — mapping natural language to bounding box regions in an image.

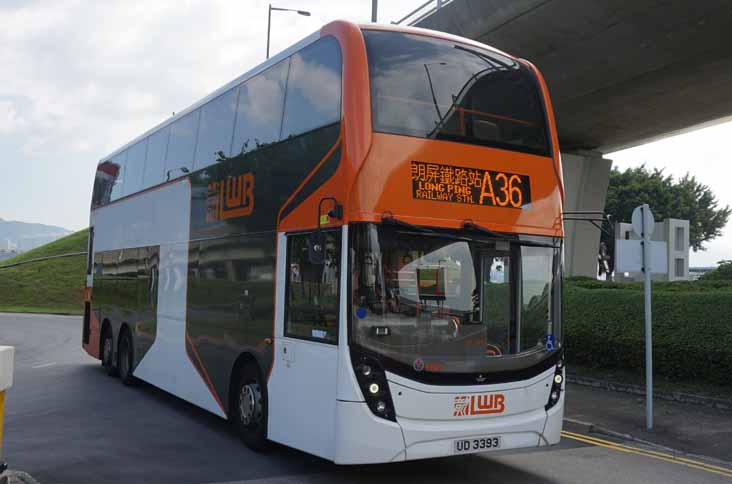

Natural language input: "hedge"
[564,280,732,385]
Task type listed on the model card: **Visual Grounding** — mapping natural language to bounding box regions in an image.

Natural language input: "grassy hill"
[0,229,88,314]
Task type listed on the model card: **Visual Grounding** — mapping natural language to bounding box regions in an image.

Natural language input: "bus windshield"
[363,29,550,156]
[351,224,561,379]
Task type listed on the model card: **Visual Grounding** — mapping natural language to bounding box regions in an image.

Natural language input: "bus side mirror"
[308,231,326,265]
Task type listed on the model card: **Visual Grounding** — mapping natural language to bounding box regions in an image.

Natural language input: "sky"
[609,121,732,267]
[0,0,729,267]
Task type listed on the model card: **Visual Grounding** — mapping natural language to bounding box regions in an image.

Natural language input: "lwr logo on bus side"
[206,173,254,222]
[453,394,505,416]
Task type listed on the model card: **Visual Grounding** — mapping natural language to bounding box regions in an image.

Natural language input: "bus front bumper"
[333,382,564,464]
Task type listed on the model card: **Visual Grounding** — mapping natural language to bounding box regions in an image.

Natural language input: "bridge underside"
[416,0,732,152]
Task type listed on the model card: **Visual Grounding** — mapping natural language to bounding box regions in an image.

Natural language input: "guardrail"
[393,0,453,26]
[0,252,87,270]
[0,346,14,474]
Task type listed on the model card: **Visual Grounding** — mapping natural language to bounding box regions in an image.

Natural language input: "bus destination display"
[411,160,531,209]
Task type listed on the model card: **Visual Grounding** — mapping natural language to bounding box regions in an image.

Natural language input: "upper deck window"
[142,126,170,188]
[108,150,128,202]
[363,30,550,156]
[195,88,238,169]
[165,109,200,180]
[232,58,289,155]
[125,139,148,196]
[281,36,342,139]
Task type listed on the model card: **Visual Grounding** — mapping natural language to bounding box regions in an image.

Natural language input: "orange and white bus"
[83,21,565,464]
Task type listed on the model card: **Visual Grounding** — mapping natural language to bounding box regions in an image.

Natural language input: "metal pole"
[371,0,378,22]
[641,203,653,430]
[266,4,272,59]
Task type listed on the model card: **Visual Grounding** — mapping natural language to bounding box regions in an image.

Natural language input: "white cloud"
[0,101,27,134]
[0,1,475,229]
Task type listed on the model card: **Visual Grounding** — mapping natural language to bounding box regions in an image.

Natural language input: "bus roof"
[356,22,515,61]
[96,21,519,166]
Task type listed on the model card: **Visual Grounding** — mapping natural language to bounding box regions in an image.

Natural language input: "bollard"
[0,346,14,475]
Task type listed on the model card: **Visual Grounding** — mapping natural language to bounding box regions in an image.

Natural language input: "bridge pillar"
[562,151,612,278]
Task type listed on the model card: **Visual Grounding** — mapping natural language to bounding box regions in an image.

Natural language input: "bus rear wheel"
[118,330,135,386]
[101,329,116,376]
[232,363,269,451]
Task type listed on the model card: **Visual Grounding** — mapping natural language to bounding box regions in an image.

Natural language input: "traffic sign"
[632,205,655,238]
[615,239,667,273]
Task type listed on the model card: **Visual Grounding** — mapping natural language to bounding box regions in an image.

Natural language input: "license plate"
[454,436,502,454]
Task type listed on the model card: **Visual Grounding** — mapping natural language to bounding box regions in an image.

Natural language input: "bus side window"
[285,231,341,344]
[108,150,128,202]
[165,109,200,180]
[232,58,289,156]
[124,138,148,197]
[281,36,342,140]
[195,87,238,169]
[143,126,170,189]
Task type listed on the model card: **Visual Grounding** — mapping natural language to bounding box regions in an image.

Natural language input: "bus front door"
[268,230,342,460]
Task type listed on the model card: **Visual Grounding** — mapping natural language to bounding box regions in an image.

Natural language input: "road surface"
[1,313,729,484]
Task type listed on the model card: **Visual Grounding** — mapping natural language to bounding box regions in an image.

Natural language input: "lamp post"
[267,4,311,59]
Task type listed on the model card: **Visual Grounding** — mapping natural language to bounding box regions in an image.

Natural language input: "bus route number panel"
[411,160,531,209]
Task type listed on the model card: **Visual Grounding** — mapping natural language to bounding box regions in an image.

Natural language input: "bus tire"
[101,327,116,376]
[232,363,269,452]
[118,330,135,386]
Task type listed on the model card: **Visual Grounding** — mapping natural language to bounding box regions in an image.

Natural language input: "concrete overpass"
[407,0,732,276]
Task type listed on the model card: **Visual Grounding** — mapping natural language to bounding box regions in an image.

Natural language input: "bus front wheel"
[232,363,269,451]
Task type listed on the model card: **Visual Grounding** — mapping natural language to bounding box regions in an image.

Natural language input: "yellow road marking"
[561,430,732,478]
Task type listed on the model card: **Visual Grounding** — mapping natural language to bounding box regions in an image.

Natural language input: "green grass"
[0,229,88,315]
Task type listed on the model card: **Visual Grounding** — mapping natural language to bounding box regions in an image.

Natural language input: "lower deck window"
[285,231,341,343]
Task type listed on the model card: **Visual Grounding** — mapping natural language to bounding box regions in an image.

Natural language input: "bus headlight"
[351,352,396,422]
[545,354,565,411]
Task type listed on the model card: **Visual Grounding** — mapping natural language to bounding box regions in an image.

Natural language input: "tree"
[699,260,732,280]
[604,166,730,251]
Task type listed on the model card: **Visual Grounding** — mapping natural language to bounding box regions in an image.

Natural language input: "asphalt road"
[1,313,730,484]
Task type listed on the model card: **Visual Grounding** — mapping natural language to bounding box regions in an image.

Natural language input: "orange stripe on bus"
[276,133,343,226]
[185,334,226,415]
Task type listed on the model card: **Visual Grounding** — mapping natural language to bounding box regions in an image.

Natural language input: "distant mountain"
[0,217,72,252]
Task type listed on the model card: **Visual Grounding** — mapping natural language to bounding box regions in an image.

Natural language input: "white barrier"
[0,345,14,468]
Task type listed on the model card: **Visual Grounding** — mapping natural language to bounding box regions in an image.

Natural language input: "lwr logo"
[453,394,505,417]
[206,173,254,222]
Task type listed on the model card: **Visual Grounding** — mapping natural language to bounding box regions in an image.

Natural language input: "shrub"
[564,280,732,385]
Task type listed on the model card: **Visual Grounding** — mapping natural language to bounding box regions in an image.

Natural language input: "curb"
[0,471,41,484]
[564,417,732,469]
[567,374,732,411]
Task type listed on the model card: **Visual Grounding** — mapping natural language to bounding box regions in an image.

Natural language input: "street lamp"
[267,4,311,59]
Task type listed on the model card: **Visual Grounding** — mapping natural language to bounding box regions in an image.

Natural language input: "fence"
[0,252,86,270]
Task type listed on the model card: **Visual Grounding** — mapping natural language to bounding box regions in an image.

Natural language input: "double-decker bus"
[83,21,565,464]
